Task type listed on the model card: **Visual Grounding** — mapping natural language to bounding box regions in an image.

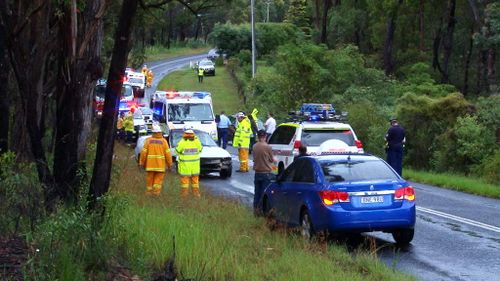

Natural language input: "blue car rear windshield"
[319,159,399,182]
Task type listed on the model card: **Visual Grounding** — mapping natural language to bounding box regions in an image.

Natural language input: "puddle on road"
[446,222,483,239]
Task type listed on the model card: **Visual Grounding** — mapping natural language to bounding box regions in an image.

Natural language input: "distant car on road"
[261,154,416,245]
[198,59,215,76]
[135,129,232,178]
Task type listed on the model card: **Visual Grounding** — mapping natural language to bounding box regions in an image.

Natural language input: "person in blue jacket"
[385,118,406,176]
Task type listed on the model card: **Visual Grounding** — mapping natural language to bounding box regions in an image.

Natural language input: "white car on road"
[135,129,232,178]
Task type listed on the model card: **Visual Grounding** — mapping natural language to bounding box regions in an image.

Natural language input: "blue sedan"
[261,154,416,245]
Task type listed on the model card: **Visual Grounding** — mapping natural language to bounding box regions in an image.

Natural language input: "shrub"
[0,152,45,235]
[474,149,500,184]
[396,92,473,170]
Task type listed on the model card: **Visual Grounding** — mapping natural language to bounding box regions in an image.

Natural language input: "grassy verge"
[145,45,210,62]
[157,67,242,114]
[405,168,500,199]
[104,143,411,280]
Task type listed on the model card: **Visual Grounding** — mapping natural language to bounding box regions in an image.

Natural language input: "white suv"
[268,104,363,174]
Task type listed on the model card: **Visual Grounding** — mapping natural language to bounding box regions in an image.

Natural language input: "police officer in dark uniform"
[385,118,406,176]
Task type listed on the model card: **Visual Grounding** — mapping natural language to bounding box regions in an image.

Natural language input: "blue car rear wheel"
[392,228,414,246]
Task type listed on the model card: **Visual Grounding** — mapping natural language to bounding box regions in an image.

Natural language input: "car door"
[284,158,317,226]
[268,125,297,172]
[273,162,297,223]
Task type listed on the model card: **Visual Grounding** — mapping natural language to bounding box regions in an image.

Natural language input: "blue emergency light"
[193,92,210,99]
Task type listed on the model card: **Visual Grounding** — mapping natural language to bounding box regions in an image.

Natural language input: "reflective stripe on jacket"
[233,117,252,148]
[140,133,173,172]
[175,137,203,176]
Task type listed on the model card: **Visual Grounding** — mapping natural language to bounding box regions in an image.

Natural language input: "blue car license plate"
[361,196,384,204]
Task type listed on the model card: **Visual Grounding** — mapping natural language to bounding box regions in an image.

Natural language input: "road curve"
[148,54,500,281]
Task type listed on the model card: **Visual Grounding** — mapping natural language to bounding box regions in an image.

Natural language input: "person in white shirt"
[264,112,276,141]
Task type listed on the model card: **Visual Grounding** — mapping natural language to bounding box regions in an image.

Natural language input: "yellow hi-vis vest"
[233,117,252,149]
[176,137,203,176]
[123,115,135,132]
[198,68,204,76]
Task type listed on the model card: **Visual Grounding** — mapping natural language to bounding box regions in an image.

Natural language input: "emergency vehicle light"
[193,92,210,99]
[166,92,179,99]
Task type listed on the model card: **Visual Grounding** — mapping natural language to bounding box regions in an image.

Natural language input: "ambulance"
[152,91,218,140]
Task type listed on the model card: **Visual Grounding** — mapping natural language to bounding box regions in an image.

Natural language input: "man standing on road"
[198,67,204,83]
[139,123,173,196]
[123,110,135,144]
[385,118,406,176]
[233,112,252,172]
[217,111,231,149]
[264,112,276,141]
[252,130,275,214]
[176,129,203,197]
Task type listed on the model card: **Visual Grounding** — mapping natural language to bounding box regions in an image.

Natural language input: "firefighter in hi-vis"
[176,128,203,197]
[139,123,173,196]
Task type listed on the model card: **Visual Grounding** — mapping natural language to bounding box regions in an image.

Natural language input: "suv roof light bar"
[288,103,348,122]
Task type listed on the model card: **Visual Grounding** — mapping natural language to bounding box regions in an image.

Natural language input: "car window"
[292,159,315,183]
[269,126,296,145]
[319,159,399,182]
[167,103,214,121]
[280,162,297,182]
[170,130,216,147]
[122,85,133,98]
[301,129,355,146]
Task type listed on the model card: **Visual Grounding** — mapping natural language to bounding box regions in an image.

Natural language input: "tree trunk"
[476,50,488,95]
[89,0,139,204]
[462,26,474,96]
[320,0,333,44]
[419,0,425,51]
[53,0,105,202]
[486,48,496,93]
[0,24,9,153]
[383,0,403,76]
[441,0,456,83]
[1,0,58,205]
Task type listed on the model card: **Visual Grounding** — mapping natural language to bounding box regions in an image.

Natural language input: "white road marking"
[230,179,254,194]
[417,206,500,233]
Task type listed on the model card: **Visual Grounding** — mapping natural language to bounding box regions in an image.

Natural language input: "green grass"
[405,168,500,199]
[145,45,211,62]
[157,67,242,114]
[105,144,412,281]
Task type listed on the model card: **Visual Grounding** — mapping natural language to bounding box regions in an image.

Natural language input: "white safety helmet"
[151,123,162,133]
[236,112,245,118]
[184,129,194,134]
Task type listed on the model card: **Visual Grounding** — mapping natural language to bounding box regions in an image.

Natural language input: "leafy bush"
[26,194,129,281]
[474,149,500,184]
[209,23,303,59]
[397,92,473,170]
[0,152,45,235]
[430,114,495,174]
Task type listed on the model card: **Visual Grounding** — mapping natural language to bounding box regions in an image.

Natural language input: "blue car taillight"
[319,190,350,205]
[394,186,415,201]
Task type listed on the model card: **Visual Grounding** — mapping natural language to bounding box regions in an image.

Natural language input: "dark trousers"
[254,172,275,212]
[198,75,203,83]
[217,128,228,149]
[126,131,134,143]
[387,146,403,176]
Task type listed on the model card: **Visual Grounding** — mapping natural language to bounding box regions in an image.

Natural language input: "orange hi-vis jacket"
[140,133,173,172]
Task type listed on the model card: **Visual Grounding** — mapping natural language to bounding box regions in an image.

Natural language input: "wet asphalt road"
[145,54,500,281]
